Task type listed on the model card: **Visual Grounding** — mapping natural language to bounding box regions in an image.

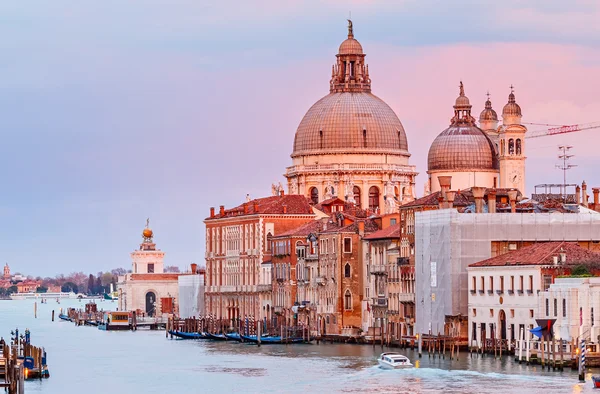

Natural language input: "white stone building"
[118,223,180,317]
[539,277,600,343]
[467,242,600,346]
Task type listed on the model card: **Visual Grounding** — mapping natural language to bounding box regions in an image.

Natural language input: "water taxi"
[378,353,413,369]
[98,311,130,331]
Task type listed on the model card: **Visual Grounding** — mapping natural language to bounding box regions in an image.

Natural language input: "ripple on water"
[201,366,268,377]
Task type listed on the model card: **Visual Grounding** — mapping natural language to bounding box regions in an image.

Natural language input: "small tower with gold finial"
[131,218,165,274]
[3,263,10,279]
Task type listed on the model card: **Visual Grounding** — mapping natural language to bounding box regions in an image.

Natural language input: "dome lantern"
[502,85,522,125]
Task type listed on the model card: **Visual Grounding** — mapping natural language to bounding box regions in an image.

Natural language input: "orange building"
[204,194,315,330]
[17,280,41,293]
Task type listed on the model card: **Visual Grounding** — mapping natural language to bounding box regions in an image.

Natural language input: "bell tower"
[498,86,527,193]
[3,263,10,279]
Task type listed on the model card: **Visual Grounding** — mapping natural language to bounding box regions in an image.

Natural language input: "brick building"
[204,194,315,329]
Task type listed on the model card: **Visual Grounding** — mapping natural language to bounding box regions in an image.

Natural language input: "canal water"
[0,299,597,393]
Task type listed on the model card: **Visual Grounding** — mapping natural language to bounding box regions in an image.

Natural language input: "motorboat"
[592,376,600,389]
[378,353,413,369]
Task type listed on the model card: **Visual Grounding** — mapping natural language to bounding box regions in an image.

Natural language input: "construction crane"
[525,122,600,139]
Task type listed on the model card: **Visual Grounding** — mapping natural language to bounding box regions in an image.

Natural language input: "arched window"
[310,187,319,204]
[369,186,380,211]
[508,139,514,155]
[516,139,522,155]
[353,186,361,206]
[326,315,330,325]
[344,263,351,278]
[344,290,352,310]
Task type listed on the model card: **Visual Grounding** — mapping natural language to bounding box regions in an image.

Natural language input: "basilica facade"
[285,21,418,214]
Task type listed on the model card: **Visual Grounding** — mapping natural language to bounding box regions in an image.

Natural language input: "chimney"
[445,191,456,209]
[488,189,497,214]
[219,205,225,216]
[210,207,215,218]
[438,195,445,209]
[282,204,287,214]
[253,201,259,212]
[471,187,486,214]
[280,190,285,197]
[438,176,452,197]
[576,185,581,205]
[190,263,197,274]
[243,203,249,214]
[582,181,588,207]
[507,190,518,213]
[593,188,600,209]
[358,221,365,237]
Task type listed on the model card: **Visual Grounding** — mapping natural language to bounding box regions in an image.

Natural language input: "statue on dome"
[347,19,353,37]
[344,175,355,204]
[290,179,298,195]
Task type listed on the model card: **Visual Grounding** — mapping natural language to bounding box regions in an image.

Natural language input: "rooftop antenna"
[556,145,576,201]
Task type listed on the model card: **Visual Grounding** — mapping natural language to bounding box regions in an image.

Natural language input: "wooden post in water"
[560,339,564,371]
[257,320,261,347]
[541,338,545,368]
[51,310,54,322]
[418,334,422,358]
[34,302,37,318]
[551,337,556,370]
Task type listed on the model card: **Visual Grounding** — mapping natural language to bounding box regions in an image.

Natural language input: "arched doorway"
[369,186,380,211]
[499,309,507,340]
[145,291,156,317]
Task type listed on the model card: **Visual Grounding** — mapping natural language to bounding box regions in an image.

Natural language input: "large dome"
[428,125,499,171]
[292,92,409,157]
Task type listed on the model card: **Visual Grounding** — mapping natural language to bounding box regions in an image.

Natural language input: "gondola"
[58,314,72,322]
[168,330,209,339]
[224,332,242,341]
[206,333,228,341]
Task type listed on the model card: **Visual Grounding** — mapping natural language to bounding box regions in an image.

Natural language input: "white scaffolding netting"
[415,210,600,335]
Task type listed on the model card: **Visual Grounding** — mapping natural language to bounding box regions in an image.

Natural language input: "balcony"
[273,306,284,314]
[396,257,409,266]
[256,284,272,292]
[306,253,319,261]
[220,285,239,293]
[370,265,387,275]
[398,293,415,303]
[371,297,388,308]
[316,277,326,286]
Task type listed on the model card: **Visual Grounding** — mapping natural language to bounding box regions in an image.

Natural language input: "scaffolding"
[415,209,600,336]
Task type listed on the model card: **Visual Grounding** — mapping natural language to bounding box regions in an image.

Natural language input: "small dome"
[338,38,363,55]
[455,95,470,107]
[143,228,153,239]
[479,98,498,122]
[428,125,499,172]
[502,92,522,117]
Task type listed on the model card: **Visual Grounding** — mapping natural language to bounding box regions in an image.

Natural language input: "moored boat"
[378,353,413,369]
[98,311,131,331]
[58,314,72,322]
[592,376,600,388]
[168,330,209,339]
[224,332,242,341]
[206,333,228,341]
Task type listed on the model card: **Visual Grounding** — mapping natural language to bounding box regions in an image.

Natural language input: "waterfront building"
[363,223,416,340]
[467,242,600,347]
[269,220,320,331]
[415,205,600,338]
[427,84,527,194]
[204,194,315,329]
[540,277,600,343]
[118,222,180,316]
[285,21,417,211]
[16,280,41,293]
[178,263,205,319]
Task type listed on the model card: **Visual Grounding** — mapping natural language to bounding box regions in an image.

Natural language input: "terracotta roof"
[312,200,370,218]
[274,220,322,238]
[207,195,314,220]
[364,223,400,240]
[129,273,181,281]
[400,188,523,210]
[470,242,600,267]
